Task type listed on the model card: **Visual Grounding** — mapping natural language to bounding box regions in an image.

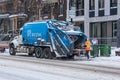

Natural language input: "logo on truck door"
[27,30,41,37]
[27,30,31,37]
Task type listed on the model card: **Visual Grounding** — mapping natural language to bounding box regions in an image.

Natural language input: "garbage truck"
[9,20,87,59]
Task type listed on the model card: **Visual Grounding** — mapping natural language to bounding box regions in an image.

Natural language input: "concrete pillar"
[84,0,90,38]
[84,22,90,38]
[66,0,70,21]
[118,0,120,17]
[95,0,98,17]
[105,0,110,16]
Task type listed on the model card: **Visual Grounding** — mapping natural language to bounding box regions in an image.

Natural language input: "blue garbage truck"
[9,20,87,59]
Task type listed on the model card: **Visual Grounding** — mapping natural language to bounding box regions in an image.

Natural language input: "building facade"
[0,0,27,34]
[0,0,67,34]
[0,0,13,34]
[38,0,67,21]
[67,0,120,46]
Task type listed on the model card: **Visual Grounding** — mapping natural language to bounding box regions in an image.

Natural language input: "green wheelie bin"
[90,45,99,58]
[99,44,111,57]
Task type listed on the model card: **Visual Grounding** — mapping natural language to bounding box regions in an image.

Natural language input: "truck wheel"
[43,48,52,59]
[35,47,42,58]
[9,45,16,55]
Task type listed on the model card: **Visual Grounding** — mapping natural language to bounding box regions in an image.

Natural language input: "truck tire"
[43,48,52,59]
[9,45,16,55]
[35,47,42,58]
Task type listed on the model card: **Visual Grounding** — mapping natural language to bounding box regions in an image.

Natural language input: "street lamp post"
[71,18,73,23]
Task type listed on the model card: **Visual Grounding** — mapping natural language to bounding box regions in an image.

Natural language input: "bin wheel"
[35,47,42,58]
[9,45,16,55]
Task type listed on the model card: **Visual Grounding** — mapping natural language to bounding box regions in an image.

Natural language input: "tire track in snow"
[0,55,120,76]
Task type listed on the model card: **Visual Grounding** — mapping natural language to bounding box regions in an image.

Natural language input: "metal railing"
[90,37,117,47]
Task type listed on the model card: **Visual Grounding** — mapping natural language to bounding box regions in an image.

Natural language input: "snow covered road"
[0,52,120,80]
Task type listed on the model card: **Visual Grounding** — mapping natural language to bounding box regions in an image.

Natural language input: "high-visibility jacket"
[85,40,92,51]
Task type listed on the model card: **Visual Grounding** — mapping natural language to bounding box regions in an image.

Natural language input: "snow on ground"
[0,48,120,80]
[2,47,120,68]
[73,47,120,68]
[93,47,120,62]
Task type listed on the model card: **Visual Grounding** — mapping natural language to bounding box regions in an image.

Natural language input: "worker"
[85,38,92,59]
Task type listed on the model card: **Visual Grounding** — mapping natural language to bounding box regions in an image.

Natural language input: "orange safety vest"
[85,40,92,51]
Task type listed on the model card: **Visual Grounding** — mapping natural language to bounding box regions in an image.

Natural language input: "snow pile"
[5,49,9,53]
[111,47,120,56]
[86,47,120,68]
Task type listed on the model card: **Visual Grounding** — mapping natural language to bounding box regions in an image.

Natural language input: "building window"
[98,0,104,16]
[69,0,75,10]
[7,3,14,14]
[79,23,84,32]
[99,10,104,16]
[112,21,117,38]
[110,0,117,15]
[89,11,95,17]
[76,0,84,16]
[42,5,50,14]
[90,23,95,38]
[99,0,104,8]
[89,0,95,10]
[101,22,107,44]
[89,0,95,17]
[110,0,117,7]
[60,4,63,15]
[76,0,84,9]
[110,8,117,15]
[59,0,63,15]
